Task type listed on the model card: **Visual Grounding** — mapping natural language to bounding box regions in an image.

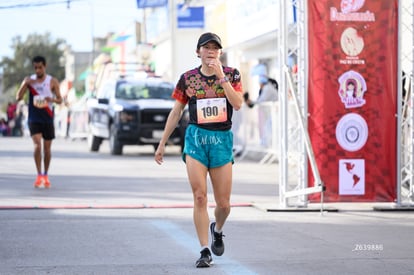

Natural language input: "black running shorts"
[29,122,55,140]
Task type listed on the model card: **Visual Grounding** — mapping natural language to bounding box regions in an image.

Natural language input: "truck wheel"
[109,125,123,155]
[88,132,102,152]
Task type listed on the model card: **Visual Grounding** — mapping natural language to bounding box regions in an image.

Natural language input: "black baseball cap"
[197,32,222,49]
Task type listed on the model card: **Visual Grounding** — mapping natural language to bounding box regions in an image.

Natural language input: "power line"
[0,0,85,10]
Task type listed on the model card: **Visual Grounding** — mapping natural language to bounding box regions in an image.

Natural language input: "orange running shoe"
[34,175,43,188]
[43,175,51,189]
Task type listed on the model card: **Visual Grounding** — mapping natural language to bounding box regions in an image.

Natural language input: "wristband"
[219,76,229,84]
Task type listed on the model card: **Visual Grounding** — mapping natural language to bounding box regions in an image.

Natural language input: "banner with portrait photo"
[307,0,398,202]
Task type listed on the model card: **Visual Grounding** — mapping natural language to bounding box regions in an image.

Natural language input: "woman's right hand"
[154,144,165,165]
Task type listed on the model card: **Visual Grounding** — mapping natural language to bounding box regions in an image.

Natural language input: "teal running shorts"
[182,124,234,169]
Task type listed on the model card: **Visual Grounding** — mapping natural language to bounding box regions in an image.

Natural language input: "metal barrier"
[68,104,89,139]
[54,101,89,139]
[234,102,279,164]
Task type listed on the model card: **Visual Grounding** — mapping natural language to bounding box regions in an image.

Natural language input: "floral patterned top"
[172,66,242,131]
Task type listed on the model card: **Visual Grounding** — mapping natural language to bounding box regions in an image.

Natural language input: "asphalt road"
[0,137,413,275]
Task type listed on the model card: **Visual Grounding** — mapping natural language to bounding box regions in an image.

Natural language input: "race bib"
[196,98,227,124]
[33,95,48,109]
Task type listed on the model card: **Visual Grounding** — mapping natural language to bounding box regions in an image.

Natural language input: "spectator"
[244,75,279,147]
[0,118,9,136]
[6,102,17,122]
[12,102,25,137]
[244,75,278,106]
[6,102,17,136]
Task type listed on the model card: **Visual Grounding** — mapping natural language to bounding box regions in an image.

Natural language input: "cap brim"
[200,39,222,48]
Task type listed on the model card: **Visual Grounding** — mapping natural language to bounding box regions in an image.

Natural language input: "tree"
[0,32,66,98]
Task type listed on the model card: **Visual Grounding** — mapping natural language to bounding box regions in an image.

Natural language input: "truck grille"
[140,109,170,124]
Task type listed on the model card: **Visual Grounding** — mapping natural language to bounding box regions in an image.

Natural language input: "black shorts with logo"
[29,122,55,140]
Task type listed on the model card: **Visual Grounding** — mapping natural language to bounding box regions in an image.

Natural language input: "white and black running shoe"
[210,222,225,256]
[195,248,213,268]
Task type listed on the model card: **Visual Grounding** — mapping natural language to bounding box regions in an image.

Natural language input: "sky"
[0,0,143,59]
